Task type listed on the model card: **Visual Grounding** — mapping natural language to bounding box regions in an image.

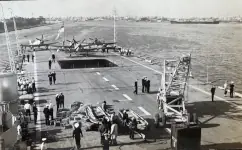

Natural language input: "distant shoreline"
[0,23,55,34]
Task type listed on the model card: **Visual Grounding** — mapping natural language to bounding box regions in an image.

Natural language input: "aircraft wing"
[103,42,116,45]
[51,45,71,48]
[21,42,58,47]
[41,42,59,46]
[77,48,98,52]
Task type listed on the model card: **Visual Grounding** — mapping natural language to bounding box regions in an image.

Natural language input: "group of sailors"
[42,92,65,125]
[122,110,144,140]
[133,76,151,95]
[22,53,34,63]
[211,80,235,102]
[99,101,145,149]
[17,77,36,94]
[98,115,119,149]
[120,49,132,56]
[48,71,57,85]
[43,103,54,126]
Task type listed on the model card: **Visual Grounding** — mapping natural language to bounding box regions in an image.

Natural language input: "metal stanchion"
[0,136,5,150]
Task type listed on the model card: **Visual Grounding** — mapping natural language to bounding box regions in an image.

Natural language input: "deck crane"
[156,53,198,126]
[155,54,202,150]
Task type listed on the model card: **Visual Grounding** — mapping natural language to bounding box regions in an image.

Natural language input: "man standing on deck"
[147,79,150,93]
[133,79,138,95]
[52,71,56,84]
[211,85,216,102]
[49,102,54,120]
[48,58,52,69]
[43,105,50,125]
[27,53,30,62]
[32,77,36,92]
[59,93,64,108]
[48,72,52,85]
[230,81,235,98]
[56,94,60,111]
[52,53,56,63]
[24,102,31,121]
[102,101,107,112]
[32,54,34,62]
[144,77,148,92]
[142,77,145,93]
[33,102,38,125]
[23,54,25,62]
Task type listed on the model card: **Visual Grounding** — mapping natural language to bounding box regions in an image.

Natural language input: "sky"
[0,0,242,18]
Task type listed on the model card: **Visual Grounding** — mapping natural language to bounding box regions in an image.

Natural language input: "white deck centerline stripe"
[33,52,41,126]
[118,99,130,102]
[96,72,100,75]
[103,77,109,82]
[111,85,119,90]
[112,52,242,110]
[123,94,132,100]
[138,106,151,116]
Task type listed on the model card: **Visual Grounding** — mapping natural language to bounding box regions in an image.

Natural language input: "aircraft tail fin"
[29,40,32,45]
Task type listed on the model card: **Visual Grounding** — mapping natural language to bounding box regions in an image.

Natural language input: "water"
[1,21,242,91]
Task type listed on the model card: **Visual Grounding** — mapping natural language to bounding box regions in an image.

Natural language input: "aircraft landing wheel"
[160,110,166,128]
[154,113,160,128]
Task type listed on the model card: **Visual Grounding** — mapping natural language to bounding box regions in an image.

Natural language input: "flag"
[55,25,64,40]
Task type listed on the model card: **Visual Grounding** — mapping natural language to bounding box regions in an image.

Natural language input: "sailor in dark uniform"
[142,77,145,93]
[52,71,56,84]
[48,72,52,85]
[52,53,55,63]
[133,79,138,95]
[48,58,52,69]
[147,80,150,93]
[73,123,83,149]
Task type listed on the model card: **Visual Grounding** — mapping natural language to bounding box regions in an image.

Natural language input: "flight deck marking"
[111,85,119,90]
[33,52,41,123]
[96,72,101,75]
[103,77,109,82]
[123,94,132,101]
[138,106,151,116]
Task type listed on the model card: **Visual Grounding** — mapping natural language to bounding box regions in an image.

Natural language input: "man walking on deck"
[73,123,83,149]
[211,85,216,102]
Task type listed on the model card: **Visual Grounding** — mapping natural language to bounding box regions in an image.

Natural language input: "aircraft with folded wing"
[87,38,116,46]
[20,35,58,50]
